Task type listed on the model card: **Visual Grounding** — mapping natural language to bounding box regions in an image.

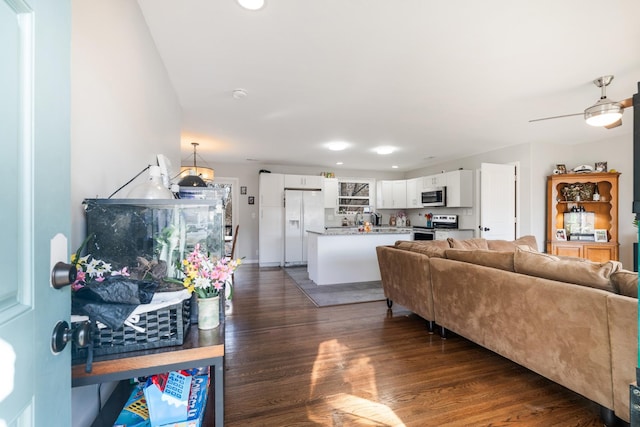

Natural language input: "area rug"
[284,266,385,307]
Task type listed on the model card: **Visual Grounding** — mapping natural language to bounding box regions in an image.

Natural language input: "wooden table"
[72,324,225,426]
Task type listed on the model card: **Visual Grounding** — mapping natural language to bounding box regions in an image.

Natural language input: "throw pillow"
[447,238,489,250]
[513,246,622,292]
[445,249,515,272]
[610,270,638,298]
[487,235,538,252]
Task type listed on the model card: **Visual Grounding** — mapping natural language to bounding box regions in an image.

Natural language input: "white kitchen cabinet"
[423,173,447,189]
[405,177,421,208]
[259,173,284,266]
[323,178,338,208]
[444,170,473,207]
[376,181,392,209]
[376,180,407,209]
[259,206,284,266]
[284,174,323,189]
[259,173,284,207]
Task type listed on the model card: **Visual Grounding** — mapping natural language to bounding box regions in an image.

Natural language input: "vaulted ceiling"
[138,0,640,172]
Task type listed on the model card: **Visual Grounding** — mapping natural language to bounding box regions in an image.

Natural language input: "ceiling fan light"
[584,100,623,127]
[237,0,265,10]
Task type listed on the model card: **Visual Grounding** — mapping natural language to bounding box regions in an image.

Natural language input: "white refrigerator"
[285,189,324,265]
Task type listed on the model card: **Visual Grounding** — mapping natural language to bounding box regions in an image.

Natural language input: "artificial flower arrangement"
[176,244,241,299]
[70,233,130,291]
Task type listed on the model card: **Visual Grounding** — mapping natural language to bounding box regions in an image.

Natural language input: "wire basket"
[72,298,191,360]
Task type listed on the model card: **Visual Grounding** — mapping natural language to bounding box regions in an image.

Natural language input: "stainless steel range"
[413,214,459,241]
[432,214,458,229]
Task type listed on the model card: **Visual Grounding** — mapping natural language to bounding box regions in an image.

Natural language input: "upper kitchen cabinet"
[284,174,323,190]
[445,170,473,207]
[259,173,284,207]
[324,178,338,208]
[405,177,422,208]
[423,173,447,189]
[377,180,407,209]
[546,172,619,262]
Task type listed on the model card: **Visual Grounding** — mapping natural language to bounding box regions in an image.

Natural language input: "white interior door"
[480,163,517,240]
[0,0,72,425]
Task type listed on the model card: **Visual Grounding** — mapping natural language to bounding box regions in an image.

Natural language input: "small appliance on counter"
[372,212,382,226]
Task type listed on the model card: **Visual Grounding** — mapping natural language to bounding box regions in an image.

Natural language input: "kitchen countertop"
[310,227,413,236]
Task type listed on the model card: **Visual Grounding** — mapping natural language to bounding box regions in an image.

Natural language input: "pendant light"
[178,142,213,187]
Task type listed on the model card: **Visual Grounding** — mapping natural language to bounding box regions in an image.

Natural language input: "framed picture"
[556,164,567,174]
[595,161,608,172]
[555,229,567,241]
[594,229,608,242]
[240,186,247,195]
[248,196,255,205]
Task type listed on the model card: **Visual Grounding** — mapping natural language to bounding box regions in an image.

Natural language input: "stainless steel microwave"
[421,187,446,207]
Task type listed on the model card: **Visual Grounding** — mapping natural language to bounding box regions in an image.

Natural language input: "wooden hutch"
[546,172,620,262]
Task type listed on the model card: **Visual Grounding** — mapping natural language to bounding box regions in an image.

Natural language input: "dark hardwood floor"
[224,265,603,426]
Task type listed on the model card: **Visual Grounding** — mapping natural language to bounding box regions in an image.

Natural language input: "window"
[337,179,373,214]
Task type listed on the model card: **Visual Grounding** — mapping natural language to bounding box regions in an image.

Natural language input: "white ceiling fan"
[530,75,633,129]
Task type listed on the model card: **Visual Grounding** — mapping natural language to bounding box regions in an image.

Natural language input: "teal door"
[0,0,72,425]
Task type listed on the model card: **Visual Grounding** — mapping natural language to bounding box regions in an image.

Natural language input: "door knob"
[51,261,77,289]
[51,320,91,353]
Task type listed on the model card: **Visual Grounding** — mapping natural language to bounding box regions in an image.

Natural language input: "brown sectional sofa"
[376,237,638,425]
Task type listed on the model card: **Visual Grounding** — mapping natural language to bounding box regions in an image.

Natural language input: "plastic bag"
[72,277,158,329]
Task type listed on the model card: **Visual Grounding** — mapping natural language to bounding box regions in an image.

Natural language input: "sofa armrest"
[376,246,434,322]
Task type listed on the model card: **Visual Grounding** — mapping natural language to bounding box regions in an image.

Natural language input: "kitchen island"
[307,227,412,285]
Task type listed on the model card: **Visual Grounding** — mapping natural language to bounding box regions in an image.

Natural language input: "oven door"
[413,229,435,241]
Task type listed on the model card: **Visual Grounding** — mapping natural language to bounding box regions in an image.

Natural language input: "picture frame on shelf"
[595,161,608,172]
[555,229,567,241]
[555,164,567,174]
[594,229,608,242]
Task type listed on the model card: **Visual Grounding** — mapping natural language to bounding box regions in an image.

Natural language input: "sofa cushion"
[394,240,448,258]
[513,246,621,292]
[487,235,538,252]
[610,270,638,298]
[445,249,515,272]
[447,238,489,250]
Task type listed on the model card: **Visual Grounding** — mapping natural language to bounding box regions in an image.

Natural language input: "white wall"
[71,0,181,249]
[70,1,181,426]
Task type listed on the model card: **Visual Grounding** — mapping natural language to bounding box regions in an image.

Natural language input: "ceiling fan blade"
[620,97,633,109]
[605,119,622,129]
[529,112,583,123]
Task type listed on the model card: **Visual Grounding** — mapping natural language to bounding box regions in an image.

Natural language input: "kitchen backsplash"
[323,207,475,229]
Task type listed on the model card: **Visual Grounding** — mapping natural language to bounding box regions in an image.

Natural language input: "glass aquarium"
[83,198,225,280]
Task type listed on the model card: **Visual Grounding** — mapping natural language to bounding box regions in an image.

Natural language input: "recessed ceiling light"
[392,165,399,169]
[232,88,248,99]
[327,141,349,151]
[375,146,394,155]
[336,162,344,165]
[237,0,265,10]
